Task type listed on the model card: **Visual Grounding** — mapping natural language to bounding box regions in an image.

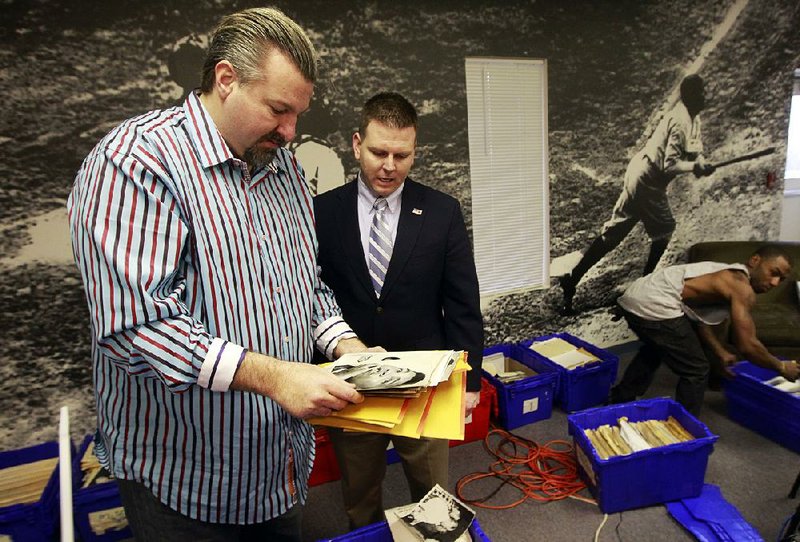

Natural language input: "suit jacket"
[314,178,484,391]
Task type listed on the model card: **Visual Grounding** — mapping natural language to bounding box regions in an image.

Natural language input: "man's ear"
[747,254,761,269]
[214,60,238,100]
[352,132,362,159]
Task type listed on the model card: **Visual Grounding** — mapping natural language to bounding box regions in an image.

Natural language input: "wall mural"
[1,0,796,450]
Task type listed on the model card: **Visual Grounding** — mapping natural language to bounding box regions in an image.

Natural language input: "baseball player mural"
[557,73,777,316]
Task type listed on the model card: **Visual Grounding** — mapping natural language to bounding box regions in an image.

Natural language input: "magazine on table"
[327,350,460,395]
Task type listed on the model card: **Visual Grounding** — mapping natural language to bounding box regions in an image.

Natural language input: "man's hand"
[693,160,716,178]
[780,360,799,382]
[464,391,480,418]
[718,350,739,378]
[232,353,363,419]
[333,337,386,358]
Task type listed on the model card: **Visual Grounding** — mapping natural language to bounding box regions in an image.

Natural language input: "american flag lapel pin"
[412,208,423,215]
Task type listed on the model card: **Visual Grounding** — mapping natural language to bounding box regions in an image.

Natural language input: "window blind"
[465,57,549,298]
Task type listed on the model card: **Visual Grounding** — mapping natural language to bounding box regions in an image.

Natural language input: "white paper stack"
[528,337,599,370]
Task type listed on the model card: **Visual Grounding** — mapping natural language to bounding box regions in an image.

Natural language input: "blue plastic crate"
[386,446,401,465]
[567,398,718,514]
[726,361,800,412]
[72,435,132,541]
[318,516,491,541]
[0,441,62,541]
[482,344,557,430]
[723,362,800,453]
[521,333,619,412]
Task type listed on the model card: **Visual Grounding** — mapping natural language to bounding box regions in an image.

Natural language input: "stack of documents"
[309,351,470,440]
[481,351,535,383]
[528,337,599,370]
[584,416,695,459]
[0,457,57,507]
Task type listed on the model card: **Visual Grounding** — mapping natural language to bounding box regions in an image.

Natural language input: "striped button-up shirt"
[67,91,354,524]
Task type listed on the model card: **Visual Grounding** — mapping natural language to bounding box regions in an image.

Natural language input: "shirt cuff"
[197,337,246,392]
[314,316,357,360]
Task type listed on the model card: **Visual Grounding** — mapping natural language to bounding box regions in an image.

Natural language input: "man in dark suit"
[314,92,484,528]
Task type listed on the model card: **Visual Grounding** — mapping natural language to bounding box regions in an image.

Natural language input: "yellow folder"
[310,351,470,439]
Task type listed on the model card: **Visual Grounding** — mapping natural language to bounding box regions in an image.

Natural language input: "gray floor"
[302,348,800,542]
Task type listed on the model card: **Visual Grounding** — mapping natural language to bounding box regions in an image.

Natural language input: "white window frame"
[465,57,550,302]
[780,69,800,241]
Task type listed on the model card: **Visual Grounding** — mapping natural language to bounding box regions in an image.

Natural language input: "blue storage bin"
[521,333,618,412]
[72,435,132,541]
[386,446,401,465]
[723,362,800,453]
[567,398,718,514]
[0,441,62,541]
[482,344,557,430]
[318,516,491,541]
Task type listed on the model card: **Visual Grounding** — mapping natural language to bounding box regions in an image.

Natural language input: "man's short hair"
[200,7,317,93]
[752,244,793,268]
[359,92,418,137]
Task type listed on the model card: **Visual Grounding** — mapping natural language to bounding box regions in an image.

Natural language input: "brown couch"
[686,241,800,359]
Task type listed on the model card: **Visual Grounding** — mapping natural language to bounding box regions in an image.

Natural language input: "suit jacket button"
[376,306,383,314]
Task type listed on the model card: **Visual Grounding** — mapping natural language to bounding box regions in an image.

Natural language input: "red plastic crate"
[450,377,497,447]
[309,428,341,487]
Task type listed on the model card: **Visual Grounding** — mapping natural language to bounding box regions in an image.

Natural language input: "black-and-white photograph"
[1,0,799,540]
[330,351,458,392]
[400,484,475,542]
[331,362,427,392]
[3,0,795,452]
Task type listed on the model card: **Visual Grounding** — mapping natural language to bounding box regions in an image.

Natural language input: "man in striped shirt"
[67,8,370,541]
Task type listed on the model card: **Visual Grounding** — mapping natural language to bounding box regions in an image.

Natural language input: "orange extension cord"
[455,427,596,509]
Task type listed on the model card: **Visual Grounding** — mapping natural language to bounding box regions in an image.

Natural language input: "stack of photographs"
[329,350,460,397]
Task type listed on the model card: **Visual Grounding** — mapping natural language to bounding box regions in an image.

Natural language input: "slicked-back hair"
[359,92,418,137]
[753,245,794,268]
[200,7,317,93]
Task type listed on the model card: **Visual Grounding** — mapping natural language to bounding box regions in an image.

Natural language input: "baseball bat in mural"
[711,147,776,169]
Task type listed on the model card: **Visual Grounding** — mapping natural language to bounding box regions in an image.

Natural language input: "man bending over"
[611,245,799,415]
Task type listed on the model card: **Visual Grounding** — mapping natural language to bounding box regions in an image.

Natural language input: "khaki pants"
[328,429,449,529]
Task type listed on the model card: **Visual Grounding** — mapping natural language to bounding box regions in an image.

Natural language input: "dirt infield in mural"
[0,0,797,449]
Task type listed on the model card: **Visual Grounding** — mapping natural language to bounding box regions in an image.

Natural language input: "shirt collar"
[183,91,234,169]
[357,172,404,212]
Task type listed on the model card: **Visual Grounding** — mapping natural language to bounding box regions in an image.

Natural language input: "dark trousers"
[116,479,303,542]
[611,311,710,415]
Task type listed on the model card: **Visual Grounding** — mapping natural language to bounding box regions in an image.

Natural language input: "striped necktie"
[368,197,393,296]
